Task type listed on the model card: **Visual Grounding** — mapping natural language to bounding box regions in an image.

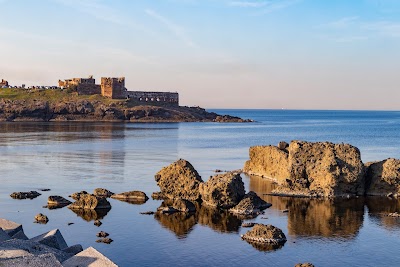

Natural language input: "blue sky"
[1,0,400,109]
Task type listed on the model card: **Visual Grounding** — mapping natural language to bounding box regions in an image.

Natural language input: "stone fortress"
[58,76,179,105]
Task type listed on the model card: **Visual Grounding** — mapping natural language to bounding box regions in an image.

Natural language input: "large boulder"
[229,191,271,217]
[244,144,290,183]
[93,188,114,198]
[199,172,245,208]
[68,194,111,210]
[241,224,287,244]
[365,158,400,196]
[111,191,148,201]
[155,159,203,201]
[247,141,366,197]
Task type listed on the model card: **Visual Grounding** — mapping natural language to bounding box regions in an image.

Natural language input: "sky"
[0,0,400,109]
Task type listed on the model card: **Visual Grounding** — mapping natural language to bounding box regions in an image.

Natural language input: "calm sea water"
[1,109,400,266]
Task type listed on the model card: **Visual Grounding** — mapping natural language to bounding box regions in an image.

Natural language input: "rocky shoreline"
[0,99,252,123]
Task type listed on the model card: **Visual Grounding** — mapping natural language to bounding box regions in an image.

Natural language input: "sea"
[1,109,400,267]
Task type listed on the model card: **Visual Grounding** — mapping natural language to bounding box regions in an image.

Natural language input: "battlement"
[127,91,179,106]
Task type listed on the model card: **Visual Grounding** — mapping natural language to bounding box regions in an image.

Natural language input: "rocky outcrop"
[0,98,251,123]
[111,191,149,202]
[244,145,290,183]
[241,224,287,244]
[69,191,88,201]
[68,194,111,210]
[229,191,271,217]
[34,213,49,224]
[155,159,203,201]
[199,172,245,208]
[246,141,365,198]
[10,191,41,199]
[365,159,400,196]
[93,188,114,198]
[47,196,72,209]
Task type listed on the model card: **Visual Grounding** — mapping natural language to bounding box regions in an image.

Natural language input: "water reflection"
[155,212,197,238]
[69,207,111,221]
[244,241,285,252]
[366,197,400,230]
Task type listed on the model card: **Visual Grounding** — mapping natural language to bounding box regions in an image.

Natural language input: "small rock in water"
[215,169,224,173]
[282,209,289,213]
[261,217,268,220]
[34,213,49,224]
[96,231,109,238]
[140,211,155,215]
[68,222,74,226]
[295,263,315,267]
[40,188,51,192]
[94,220,102,227]
[11,191,41,200]
[387,212,400,217]
[96,238,113,244]
[242,222,255,228]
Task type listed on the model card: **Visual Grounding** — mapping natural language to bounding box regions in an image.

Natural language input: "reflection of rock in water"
[244,241,285,252]
[45,203,70,210]
[366,197,400,230]
[197,206,242,233]
[286,198,364,238]
[154,212,196,238]
[113,199,147,205]
[70,207,111,222]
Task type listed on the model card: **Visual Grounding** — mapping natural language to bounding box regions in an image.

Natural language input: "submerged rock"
[96,238,113,244]
[93,188,114,198]
[365,158,400,196]
[241,224,287,244]
[94,220,102,227]
[199,172,245,209]
[229,191,271,217]
[96,231,109,238]
[155,159,203,201]
[10,191,41,200]
[34,213,49,224]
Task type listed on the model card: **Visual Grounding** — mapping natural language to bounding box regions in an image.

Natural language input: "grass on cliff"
[0,88,179,109]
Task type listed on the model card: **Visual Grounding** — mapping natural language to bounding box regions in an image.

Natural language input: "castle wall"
[77,84,101,95]
[101,77,126,99]
[127,91,179,106]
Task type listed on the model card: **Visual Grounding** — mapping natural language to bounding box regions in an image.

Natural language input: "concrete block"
[0,239,73,263]
[62,247,118,267]
[0,253,63,267]
[0,246,33,259]
[30,229,68,250]
[62,244,83,255]
[0,218,23,237]
[11,230,29,240]
[0,228,11,242]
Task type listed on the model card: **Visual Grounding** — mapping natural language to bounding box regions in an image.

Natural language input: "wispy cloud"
[255,0,301,15]
[145,9,197,48]
[325,16,360,29]
[362,21,400,37]
[228,1,269,8]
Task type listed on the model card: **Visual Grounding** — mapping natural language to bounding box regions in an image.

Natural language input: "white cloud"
[326,16,360,29]
[145,9,197,48]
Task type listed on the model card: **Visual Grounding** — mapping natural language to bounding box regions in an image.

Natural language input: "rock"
[241,224,287,244]
[93,188,114,198]
[140,211,155,215]
[111,191,148,202]
[387,212,400,217]
[34,213,49,224]
[96,231,109,238]
[171,199,196,213]
[0,228,11,242]
[365,158,400,196]
[151,192,165,200]
[62,244,83,255]
[282,209,289,213]
[10,191,41,200]
[0,246,32,260]
[69,194,111,210]
[248,141,366,197]
[0,219,23,237]
[159,206,179,214]
[62,247,117,266]
[96,238,113,244]
[229,191,272,217]
[48,195,72,208]
[67,222,74,226]
[199,172,245,208]
[241,222,255,228]
[278,141,289,150]
[30,229,68,250]
[94,220,102,227]
[295,263,315,267]
[243,145,290,183]
[155,159,203,201]
[0,253,63,267]
[0,239,73,263]
[69,191,88,201]
[39,188,51,192]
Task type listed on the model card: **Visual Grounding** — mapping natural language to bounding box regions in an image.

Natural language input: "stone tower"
[101,77,126,99]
